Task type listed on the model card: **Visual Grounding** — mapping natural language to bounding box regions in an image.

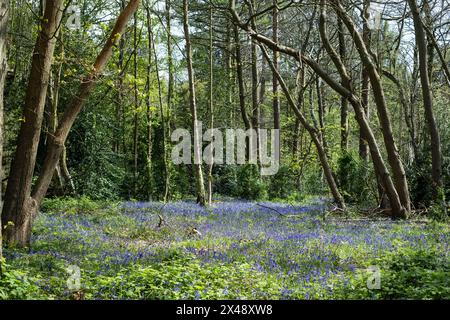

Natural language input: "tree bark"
[408,0,443,197]
[133,11,140,196]
[2,0,64,246]
[183,0,206,206]
[207,5,214,206]
[272,0,280,132]
[234,25,251,131]
[360,0,371,162]
[337,18,349,151]
[149,7,169,203]
[0,0,8,266]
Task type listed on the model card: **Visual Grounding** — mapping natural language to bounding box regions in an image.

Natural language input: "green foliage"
[269,165,296,199]
[340,247,450,300]
[235,165,267,200]
[0,265,42,300]
[90,254,281,300]
[337,152,372,204]
[41,196,119,215]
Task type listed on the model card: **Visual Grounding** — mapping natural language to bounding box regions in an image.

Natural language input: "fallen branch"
[256,203,287,217]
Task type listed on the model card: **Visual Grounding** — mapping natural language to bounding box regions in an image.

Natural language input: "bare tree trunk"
[234,25,251,131]
[250,0,260,168]
[165,0,174,201]
[46,31,76,195]
[2,0,64,246]
[182,0,206,206]
[260,44,346,210]
[408,0,443,197]
[272,0,280,132]
[145,0,153,201]
[0,0,8,267]
[148,8,169,203]
[360,0,371,162]
[114,0,127,155]
[337,18,349,151]
[207,5,214,206]
[29,0,141,229]
[133,11,139,197]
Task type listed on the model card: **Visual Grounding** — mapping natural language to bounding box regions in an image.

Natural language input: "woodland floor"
[2,199,449,300]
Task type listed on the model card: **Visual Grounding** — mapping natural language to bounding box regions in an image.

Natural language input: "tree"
[3,0,141,247]
[2,0,65,246]
[408,0,443,198]
[182,0,206,206]
[0,0,8,267]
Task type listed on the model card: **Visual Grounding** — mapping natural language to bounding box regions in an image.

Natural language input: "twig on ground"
[256,203,287,217]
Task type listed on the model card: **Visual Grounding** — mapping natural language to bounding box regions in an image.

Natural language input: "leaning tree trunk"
[408,0,443,197]
[182,0,206,206]
[2,0,64,247]
[0,0,8,266]
[260,44,346,211]
[5,0,142,248]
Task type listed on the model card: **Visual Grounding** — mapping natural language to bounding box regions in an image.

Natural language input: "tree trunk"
[207,5,214,206]
[182,0,206,206]
[145,1,153,200]
[114,0,127,155]
[250,0,260,168]
[260,44,346,211]
[272,0,280,132]
[234,25,251,131]
[337,18,349,151]
[133,11,139,197]
[2,0,64,246]
[359,0,371,162]
[165,0,174,201]
[149,8,169,203]
[46,31,76,195]
[0,0,8,267]
[408,0,443,197]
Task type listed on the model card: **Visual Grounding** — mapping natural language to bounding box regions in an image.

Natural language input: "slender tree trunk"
[133,11,139,197]
[250,0,260,167]
[144,0,153,201]
[182,0,206,206]
[2,0,64,246]
[272,0,280,132]
[165,0,174,201]
[360,0,371,162]
[28,0,141,235]
[0,0,8,267]
[234,25,251,131]
[114,0,127,155]
[337,18,349,151]
[149,8,169,203]
[260,44,346,210]
[207,5,214,206]
[47,31,75,195]
[408,0,443,197]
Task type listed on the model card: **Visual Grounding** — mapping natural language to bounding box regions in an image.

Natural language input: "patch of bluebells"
[4,199,449,299]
